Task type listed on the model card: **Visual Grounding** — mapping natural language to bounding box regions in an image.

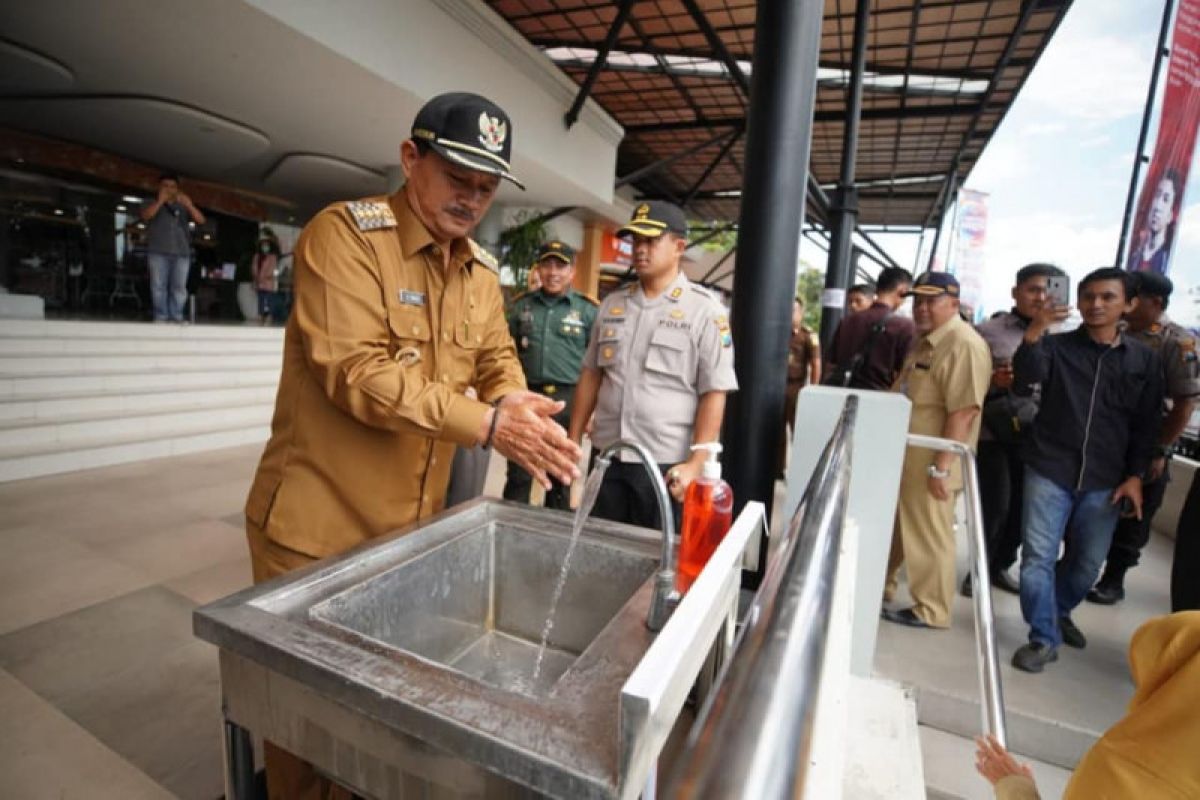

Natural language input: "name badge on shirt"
[399,290,426,307]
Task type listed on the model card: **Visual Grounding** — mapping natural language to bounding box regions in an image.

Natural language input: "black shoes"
[1012,642,1059,673]
[1086,577,1126,605]
[1059,615,1087,649]
[960,569,1020,598]
[881,607,933,629]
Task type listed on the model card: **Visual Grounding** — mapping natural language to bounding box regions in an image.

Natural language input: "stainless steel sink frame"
[195,498,752,800]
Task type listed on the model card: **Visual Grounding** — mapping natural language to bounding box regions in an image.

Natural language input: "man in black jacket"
[1010,267,1163,673]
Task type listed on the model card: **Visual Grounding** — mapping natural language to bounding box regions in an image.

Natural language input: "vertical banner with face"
[947,188,989,322]
[1126,0,1200,276]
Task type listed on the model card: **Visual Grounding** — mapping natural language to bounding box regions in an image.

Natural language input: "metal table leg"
[223,720,256,800]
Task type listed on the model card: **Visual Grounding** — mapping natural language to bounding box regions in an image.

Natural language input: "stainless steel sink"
[307,520,657,696]
[194,498,757,800]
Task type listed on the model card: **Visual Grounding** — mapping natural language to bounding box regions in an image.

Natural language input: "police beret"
[411,92,525,189]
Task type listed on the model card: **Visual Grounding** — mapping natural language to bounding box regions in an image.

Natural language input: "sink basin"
[308,522,657,696]
[194,498,758,799]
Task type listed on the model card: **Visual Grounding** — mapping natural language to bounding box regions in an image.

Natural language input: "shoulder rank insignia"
[468,239,500,274]
[669,287,683,300]
[346,201,396,231]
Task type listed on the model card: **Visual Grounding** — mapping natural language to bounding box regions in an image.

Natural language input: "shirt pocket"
[387,304,431,365]
[597,329,622,368]
[1105,367,1146,412]
[645,327,690,377]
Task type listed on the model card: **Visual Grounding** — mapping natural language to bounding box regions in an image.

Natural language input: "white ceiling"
[0,0,594,220]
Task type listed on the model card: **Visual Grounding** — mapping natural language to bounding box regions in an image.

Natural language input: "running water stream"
[531,460,611,681]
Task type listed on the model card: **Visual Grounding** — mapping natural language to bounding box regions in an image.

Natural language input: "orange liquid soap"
[676,443,734,593]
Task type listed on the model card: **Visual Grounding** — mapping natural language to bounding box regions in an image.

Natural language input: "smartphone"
[1046,275,1070,307]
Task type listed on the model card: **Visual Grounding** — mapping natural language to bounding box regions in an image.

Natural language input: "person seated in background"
[847,282,875,313]
[1087,272,1199,605]
[1009,268,1163,673]
[963,263,1064,599]
[975,611,1200,799]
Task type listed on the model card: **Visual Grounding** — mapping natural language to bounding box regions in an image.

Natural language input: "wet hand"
[490,392,582,489]
[974,735,1033,786]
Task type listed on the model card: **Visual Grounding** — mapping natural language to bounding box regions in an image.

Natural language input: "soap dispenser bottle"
[676,442,734,593]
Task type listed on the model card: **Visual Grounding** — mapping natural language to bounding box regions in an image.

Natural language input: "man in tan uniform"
[244,92,581,799]
[884,272,991,629]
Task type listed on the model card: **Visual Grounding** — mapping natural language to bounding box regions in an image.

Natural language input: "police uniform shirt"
[894,314,991,483]
[508,288,597,386]
[244,192,527,560]
[1130,316,1200,406]
[583,271,737,464]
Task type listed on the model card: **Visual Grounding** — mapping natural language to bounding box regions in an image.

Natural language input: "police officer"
[243,92,581,798]
[1088,271,1200,604]
[568,201,738,528]
[883,273,991,629]
[503,240,598,509]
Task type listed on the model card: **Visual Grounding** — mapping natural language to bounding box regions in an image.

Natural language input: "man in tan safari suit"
[244,92,581,799]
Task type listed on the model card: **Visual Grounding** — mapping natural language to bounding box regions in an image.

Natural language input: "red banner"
[1127,0,1200,275]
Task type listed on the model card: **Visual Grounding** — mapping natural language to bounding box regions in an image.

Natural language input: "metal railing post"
[905,433,1008,746]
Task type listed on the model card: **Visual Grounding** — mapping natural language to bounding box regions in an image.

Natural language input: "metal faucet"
[594,439,679,631]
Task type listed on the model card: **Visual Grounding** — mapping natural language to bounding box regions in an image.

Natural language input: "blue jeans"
[147,253,190,321]
[1019,466,1120,646]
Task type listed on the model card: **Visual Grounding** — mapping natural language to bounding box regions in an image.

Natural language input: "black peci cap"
[908,271,961,297]
[617,201,688,238]
[536,240,575,263]
[1130,270,1173,300]
[411,92,525,189]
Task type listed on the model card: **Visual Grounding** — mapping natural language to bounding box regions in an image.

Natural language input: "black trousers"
[977,439,1024,573]
[1103,463,1171,578]
[502,387,573,511]
[591,460,682,532]
[1172,467,1200,612]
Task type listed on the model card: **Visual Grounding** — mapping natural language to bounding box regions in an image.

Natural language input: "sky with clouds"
[849,0,1200,330]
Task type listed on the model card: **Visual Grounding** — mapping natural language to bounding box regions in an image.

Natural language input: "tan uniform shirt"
[894,314,991,484]
[583,271,737,464]
[245,192,526,559]
[1130,317,1200,404]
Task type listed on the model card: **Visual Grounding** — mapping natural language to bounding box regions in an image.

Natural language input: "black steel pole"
[724,0,823,587]
[819,0,872,351]
[1116,0,1176,267]
[924,171,957,272]
[564,0,636,129]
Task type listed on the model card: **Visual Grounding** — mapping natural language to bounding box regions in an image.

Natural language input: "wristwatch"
[927,464,951,480]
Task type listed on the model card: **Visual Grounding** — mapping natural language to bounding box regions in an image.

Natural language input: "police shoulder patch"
[468,239,500,274]
[345,201,396,231]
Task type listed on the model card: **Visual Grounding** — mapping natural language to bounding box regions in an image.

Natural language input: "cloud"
[1022,121,1068,137]
[1019,30,1152,124]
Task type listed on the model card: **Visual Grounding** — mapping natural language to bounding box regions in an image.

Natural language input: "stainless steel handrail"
[666,395,858,799]
[905,433,1008,746]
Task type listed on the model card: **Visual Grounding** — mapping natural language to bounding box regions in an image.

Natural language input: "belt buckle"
[543,384,557,395]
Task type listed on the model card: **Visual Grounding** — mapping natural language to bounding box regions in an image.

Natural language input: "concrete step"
[0,352,281,376]
[0,336,283,356]
[0,402,273,448]
[0,367,280,401]
[0,318,284,341]
[0,384,276,423]
[0,418,270,482]
[919,725,1072,800]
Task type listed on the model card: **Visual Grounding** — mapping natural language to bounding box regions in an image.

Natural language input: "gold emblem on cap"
[550,241,562,250]
[635,203,650,219]
[478,112,507,153]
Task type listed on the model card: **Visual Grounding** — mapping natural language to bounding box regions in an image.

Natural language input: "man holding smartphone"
[965,264,1066,599]
[1009,268,1164,673]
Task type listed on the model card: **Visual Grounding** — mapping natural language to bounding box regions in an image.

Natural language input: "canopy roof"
[485,0,1073,229]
